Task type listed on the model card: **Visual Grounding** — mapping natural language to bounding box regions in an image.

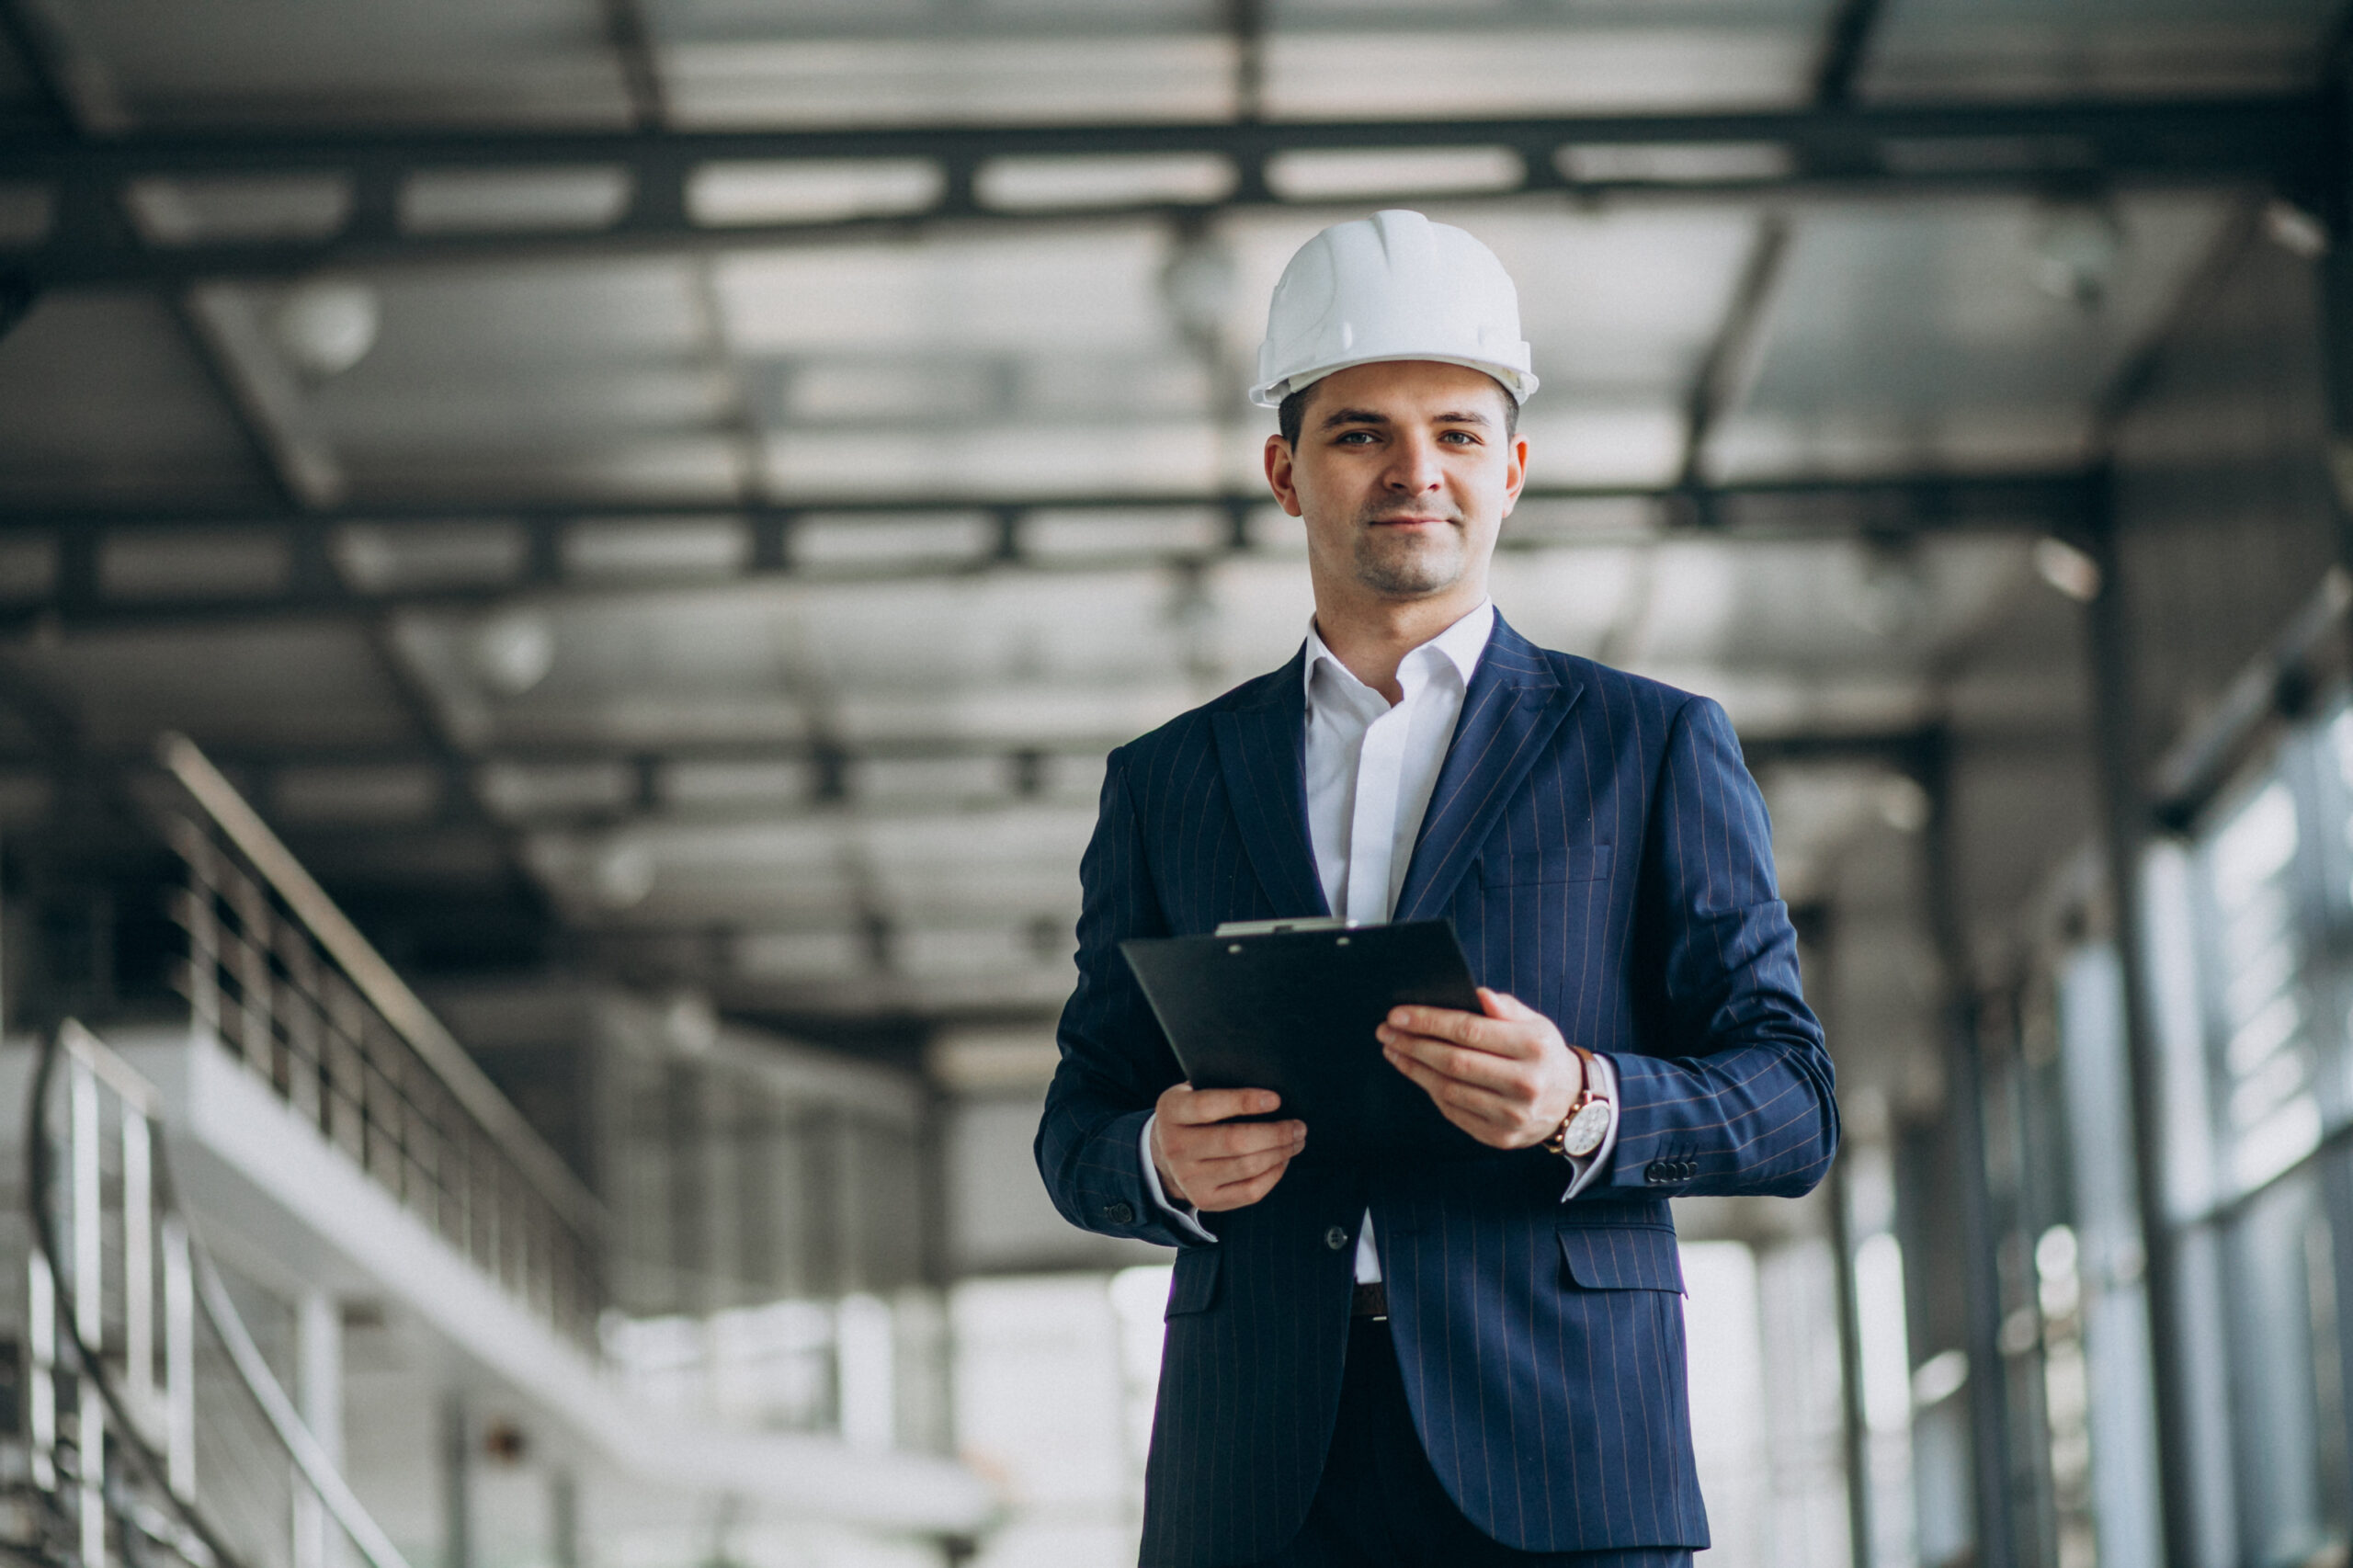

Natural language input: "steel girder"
[0,470,2093,629]
[0,95,2325,287]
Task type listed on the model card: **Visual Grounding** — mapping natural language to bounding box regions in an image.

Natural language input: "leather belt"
[1350,1281,1389,1321]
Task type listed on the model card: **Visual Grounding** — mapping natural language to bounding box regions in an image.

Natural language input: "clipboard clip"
[1212,916,1366,937]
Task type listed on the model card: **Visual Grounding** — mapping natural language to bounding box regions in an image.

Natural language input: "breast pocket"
[1477,843,1613,890]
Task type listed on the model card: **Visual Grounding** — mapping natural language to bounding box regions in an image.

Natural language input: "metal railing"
[23,1018,414,1568]
[152,733,604,1349]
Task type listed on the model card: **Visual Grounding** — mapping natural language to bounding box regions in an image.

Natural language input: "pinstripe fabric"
[1036,616,1836,1568]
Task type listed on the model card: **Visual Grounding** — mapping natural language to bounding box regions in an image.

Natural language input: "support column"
[293,1290,343,1568]
[2080,474,2199,1568]
[550,1469,579,1568]
[1796,903,1875,1568]
[1827,1135,1875,1567]
[442,1391,472,1568]
[0,276,34,345]
[1918,731,2016,1568]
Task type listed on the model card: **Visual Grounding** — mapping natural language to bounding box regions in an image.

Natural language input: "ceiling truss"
[0,471,2093,631]
[0,95,2325,288]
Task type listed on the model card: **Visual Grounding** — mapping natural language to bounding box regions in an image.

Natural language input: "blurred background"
[0,2,2347,1566]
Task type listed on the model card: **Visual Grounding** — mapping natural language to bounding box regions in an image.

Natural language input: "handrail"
[189,1244,413,1568]
[27,1022,237,1568]
[28,1019,417,1568]
[155,732,601,1233]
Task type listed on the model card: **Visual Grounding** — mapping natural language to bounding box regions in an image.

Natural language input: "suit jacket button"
[1646,1160,1673,1186]
[1105,1201,1136,1223]
[1324,1226,1349,1251]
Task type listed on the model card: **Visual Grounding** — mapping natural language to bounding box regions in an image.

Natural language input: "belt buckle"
[1350,1281,1389,1321]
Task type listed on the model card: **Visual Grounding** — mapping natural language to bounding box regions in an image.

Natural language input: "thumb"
[1477,986,1538,1021]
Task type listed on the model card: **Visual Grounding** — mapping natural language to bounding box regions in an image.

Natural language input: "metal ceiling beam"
[0,470,2090,630]
[1676,213,1790,508]
[1672,0,1881,499]
[597,0,668,133]
[1813,0,1891,107]
[0,95,2321,287]
[0,724,1950,835]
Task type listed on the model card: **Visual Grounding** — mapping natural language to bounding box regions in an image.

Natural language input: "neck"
[1310,586,1486,703]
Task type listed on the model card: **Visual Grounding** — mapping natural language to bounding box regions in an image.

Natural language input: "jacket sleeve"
[1599,695,1839,1199]
[1035,745,1206,1248]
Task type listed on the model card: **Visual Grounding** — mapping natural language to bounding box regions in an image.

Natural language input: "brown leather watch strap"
[1542,1045,1601,1158]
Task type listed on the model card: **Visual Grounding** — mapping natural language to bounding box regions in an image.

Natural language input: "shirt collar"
[1302,599,1495,706]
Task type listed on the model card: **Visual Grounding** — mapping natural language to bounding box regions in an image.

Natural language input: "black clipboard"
[1120,919,1487,1160]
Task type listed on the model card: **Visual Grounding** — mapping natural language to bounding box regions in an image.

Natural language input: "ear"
[1264,434,1304,518]
[1498,433,1529,518]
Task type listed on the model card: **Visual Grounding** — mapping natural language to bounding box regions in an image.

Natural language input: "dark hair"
[1277,371,1519,447]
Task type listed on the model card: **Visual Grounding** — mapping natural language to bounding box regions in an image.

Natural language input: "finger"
[1382,1035,1524,1095]
[1167,1086,1283,1124]
[1199,1157,1295,1210]
[1479,986,1540,1023]
[1182,1142,1294,1187]
[1387,1050,1525,1129]
[1176,1119,1305,1160]
[1384,1006,1532,1058]
[1189,1126,1307,1168]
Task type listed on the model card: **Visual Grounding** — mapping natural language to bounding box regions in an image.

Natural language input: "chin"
[1355,543,1463,598]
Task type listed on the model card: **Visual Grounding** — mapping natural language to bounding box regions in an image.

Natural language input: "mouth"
[1365,515,1456,529]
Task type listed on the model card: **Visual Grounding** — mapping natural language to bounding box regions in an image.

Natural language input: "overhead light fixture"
[268,276,380,380]
[1160,230,1237,355]
[2262,199,2329,261]
[663,989,719,1054]
[1849,536,1927,638]
[591,840,656,910]
[472,608,556,696]
[1877,776,1931,835]
[2032,536,2101,602]
[2032,205,2123,310]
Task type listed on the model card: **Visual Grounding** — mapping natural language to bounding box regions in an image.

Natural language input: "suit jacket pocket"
[1478,844,1613,889]
[1559,1225,1684,1293]
[1165,1247,1223,1317]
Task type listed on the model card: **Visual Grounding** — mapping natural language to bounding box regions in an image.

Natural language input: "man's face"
[1265,360,1528,608]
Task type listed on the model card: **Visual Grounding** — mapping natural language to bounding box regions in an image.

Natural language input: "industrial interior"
[0,0,2349,1564]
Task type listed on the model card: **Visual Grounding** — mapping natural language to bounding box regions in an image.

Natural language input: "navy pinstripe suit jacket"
[1036,615,1837,1567]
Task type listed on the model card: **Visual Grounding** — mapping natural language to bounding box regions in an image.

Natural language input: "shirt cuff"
[1557,1052,1621,1202]
[1139,1113,1219,1244]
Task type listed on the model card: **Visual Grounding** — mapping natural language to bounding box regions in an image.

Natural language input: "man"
[1037,210,1837,1568]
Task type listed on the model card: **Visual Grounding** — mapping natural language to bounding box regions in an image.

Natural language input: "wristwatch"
[1543,1045,1613,1161]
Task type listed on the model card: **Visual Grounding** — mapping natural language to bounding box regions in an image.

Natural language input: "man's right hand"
[1151,1085,1307,1213]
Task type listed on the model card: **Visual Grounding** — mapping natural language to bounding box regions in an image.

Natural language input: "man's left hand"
[1379,988,1581,1150]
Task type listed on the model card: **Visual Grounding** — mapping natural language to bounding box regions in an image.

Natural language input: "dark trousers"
[1256,1317,1697,1568]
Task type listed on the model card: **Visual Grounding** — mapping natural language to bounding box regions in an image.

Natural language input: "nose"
[1382,430,1446,496]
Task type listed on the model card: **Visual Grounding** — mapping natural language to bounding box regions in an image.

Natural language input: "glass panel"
[2197,774,2323,1199]
[2223,1170,2340,1567]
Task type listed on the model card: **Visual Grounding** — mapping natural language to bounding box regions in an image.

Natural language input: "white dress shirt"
[1141,601,1620,1279]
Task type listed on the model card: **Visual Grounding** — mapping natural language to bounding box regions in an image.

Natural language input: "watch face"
[1563,1100,1612,1158]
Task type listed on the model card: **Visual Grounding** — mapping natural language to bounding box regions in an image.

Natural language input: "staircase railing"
[152,733,604,1349]
[24,1018,414,1568]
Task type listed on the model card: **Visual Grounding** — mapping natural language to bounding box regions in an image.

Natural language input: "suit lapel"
[1393,617,1582,922]
[1211,647,1330,920]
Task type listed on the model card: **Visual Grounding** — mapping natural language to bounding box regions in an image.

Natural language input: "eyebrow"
[1316,407,1495,431]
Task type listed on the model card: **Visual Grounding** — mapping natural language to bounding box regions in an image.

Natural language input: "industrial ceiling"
[0,0,2336,1071]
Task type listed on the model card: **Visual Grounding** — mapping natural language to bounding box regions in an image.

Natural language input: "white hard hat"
[1248,210,1537,409]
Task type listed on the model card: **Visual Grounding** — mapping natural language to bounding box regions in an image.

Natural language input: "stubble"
[1350,512,1468,598]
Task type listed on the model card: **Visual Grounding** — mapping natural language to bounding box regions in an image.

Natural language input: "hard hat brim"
[1248,354,1539,410]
